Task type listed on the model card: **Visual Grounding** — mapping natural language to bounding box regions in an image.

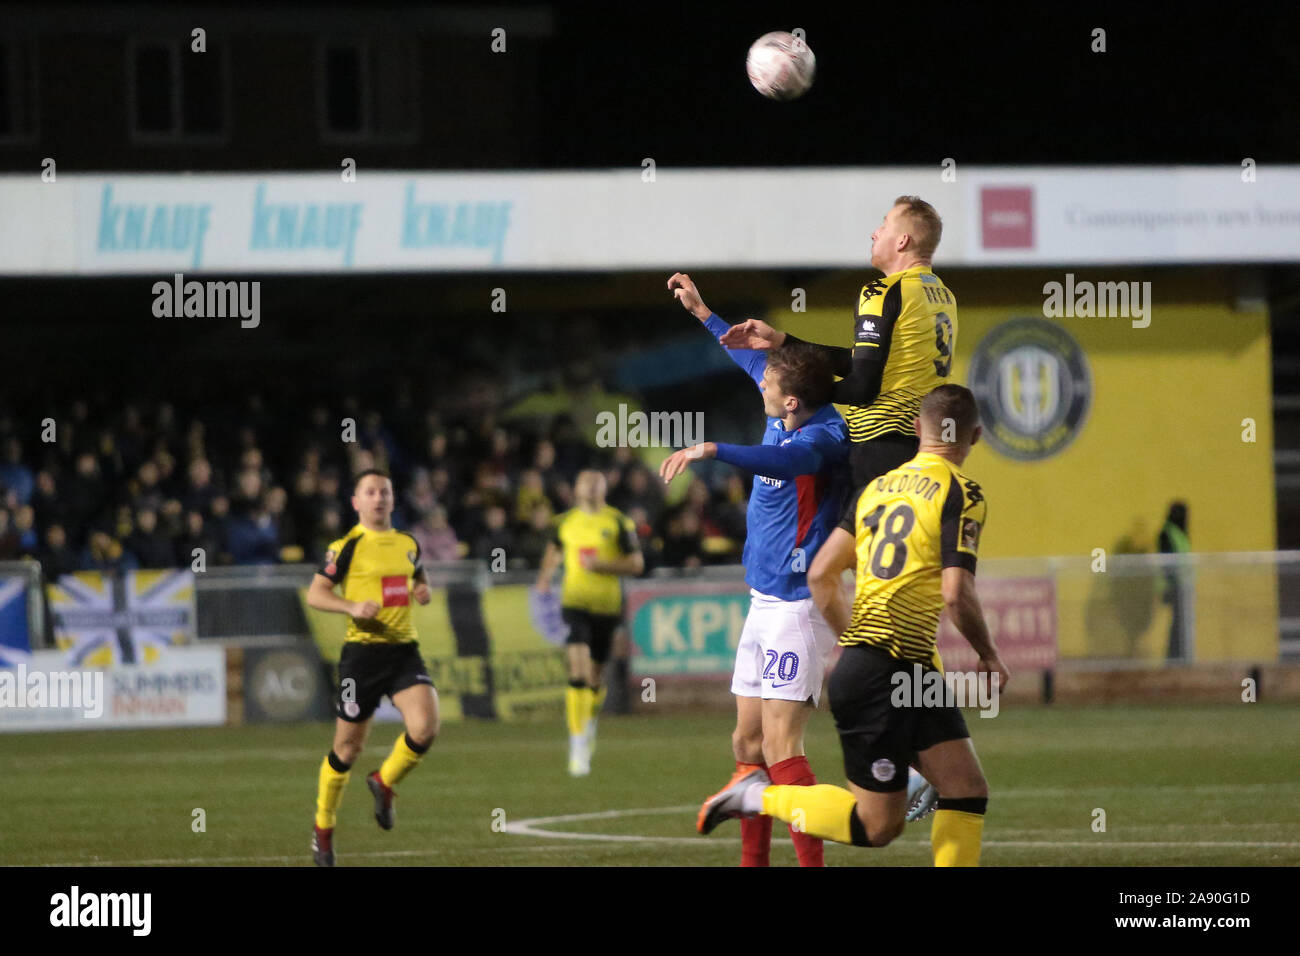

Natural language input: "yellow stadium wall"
[771,268,1278,661]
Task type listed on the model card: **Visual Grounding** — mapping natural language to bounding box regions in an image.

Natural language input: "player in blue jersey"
[662,272,851,867]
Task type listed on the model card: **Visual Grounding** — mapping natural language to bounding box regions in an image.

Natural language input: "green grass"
[3,704,1298,866]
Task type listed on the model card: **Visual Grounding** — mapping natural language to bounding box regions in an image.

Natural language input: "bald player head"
[913,384,981,464]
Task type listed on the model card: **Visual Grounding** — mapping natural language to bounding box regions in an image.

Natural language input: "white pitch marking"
[503,805,720,844]
[23,844,589,867]
[502,806,1300,850]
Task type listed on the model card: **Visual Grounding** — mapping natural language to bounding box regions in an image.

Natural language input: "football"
[746,31,816,100]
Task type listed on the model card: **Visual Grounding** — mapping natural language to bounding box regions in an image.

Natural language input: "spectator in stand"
[175,511,220,569]
[514,468,550,526]
[0,437,34,505]
[81,529,138,574]
[208,496,233,563]
[516,501,555,568]
[316,470,347,521]
[472,504,514,563]
[714,472,750,542]
[311,506,344,561]
[35,524,78,579]
[625,505,659,570]
[426,431,456,481]
[0,509,18,559]
[230,465,265,513]
[429,466,455,510]
[12,505,38,556]
[660,508,704,568]
[404,467,438,518]
[65,452,107,544]
[612,464,665,530]
[125,509,176,568]
[265,486,300,559]
[410,505,462,563]
[131,460,167,515]
[181,458,221,516]
[226,496,280,565]
[31,470,65,533]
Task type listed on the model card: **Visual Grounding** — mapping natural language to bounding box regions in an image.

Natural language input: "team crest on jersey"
[968,318,1091,461]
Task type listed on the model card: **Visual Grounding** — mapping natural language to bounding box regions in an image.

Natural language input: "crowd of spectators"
[0,395,753,579]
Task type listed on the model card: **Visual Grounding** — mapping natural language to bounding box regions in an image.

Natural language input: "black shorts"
[829,644,970,792]
[842,433,921,525]
[562,608,621,664]
[335,641,433,723]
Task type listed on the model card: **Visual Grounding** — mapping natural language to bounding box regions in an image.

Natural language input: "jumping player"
[664,272,852,867]
[698,385,1010,867]
[306,469,438,867]
[720,195,957,811]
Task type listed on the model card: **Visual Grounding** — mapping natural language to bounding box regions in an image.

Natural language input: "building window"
[0,38,38,142]
[129,38,228,143]
[318,36,418,143]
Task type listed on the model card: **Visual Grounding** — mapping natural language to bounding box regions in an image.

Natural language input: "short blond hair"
[893,195,943,259]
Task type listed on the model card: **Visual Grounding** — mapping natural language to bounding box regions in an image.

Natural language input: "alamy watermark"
[890,663,1000,718]
[152,273,260,328]
[595,403,703,448]
[0,665,104,719]
[1042,273,1151,328]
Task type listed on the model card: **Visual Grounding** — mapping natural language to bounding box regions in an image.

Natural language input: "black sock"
[404,732,430,755]
[849,810,873,847]
[936,797,988,815]
[327,750,352,773]
[568,678,587,689]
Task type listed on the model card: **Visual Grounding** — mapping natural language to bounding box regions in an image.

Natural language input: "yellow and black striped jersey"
[838,452,985,666]
[317,523,422,644]
[552,505,639,616]
[841,266,957,442]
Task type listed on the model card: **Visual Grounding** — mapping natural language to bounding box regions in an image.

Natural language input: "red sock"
[769,755,824,867]
[738,762,771,866]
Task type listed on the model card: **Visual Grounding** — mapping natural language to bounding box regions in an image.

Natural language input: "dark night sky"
[531,3,1297,167]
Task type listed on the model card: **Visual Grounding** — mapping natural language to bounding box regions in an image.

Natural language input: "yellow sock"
[565,685,587,737]
[378,733,424,789]
[931,809,984,866]
[761,784,858,845]
[314,755,350,830]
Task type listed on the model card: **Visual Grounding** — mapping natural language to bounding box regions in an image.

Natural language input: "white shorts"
[730,589,838,706]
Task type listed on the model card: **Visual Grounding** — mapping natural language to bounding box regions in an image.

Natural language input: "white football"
[746,31,816,101]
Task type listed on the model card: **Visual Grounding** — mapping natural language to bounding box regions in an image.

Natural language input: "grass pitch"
[2,704,1297,866]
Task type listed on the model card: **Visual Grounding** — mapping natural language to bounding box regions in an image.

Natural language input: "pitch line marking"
[503,805,1300,849]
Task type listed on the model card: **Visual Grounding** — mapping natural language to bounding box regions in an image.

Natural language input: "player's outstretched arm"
[660,442,717,484]
[941,566,1010,688]
[306,573,379,619]
[668,272,766,384]
[771,331,853,378]
[808,527,855,635]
